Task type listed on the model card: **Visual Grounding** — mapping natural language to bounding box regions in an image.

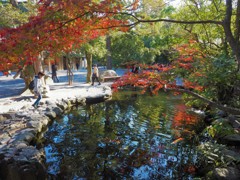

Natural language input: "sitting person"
[131,64,140,74]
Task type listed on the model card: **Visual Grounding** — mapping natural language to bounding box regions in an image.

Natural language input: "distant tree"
[123,0,240,71]
[80,38,107,83]
[111,32,156,68]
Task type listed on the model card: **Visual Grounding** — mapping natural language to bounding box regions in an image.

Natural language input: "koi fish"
[171,137,184,144]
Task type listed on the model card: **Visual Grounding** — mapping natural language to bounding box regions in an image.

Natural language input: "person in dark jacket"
[51,64,59,83]
[131,64,140,74]
[76,62,79,70]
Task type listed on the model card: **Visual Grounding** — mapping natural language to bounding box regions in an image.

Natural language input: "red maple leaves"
[112,41,206,94]
[0,0,139,71]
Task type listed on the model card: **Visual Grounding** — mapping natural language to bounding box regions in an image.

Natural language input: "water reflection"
[44,91,203,179]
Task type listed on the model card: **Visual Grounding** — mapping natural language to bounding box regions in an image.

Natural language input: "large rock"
[0,159,47,180]
[100,70,118,77]
[0,115,7,121]
[228,115,240,129]
[44,111,57,120]
[0,145,47,179]
[100,70,120,82]
[52,106,63,115]
[212,167,240,180]
[222,134,240,146]
[56,101,69,110]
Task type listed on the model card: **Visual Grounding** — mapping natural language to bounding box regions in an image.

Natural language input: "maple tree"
[0,0,136,82]
[112,40,240,115]
[110,0,240,115]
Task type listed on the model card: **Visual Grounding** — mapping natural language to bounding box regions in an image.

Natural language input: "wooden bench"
[102,76,121,82]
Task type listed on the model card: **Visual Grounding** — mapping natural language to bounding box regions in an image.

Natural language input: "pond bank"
[0,84,112,179]
[197,111,240,179]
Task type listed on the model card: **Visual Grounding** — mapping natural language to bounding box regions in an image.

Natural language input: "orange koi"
[171,137,184,144]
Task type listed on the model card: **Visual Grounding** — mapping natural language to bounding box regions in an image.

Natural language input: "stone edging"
[0,92,112,179]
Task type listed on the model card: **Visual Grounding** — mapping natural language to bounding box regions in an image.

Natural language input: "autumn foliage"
[112,41,206,94]
[0,0,139,72]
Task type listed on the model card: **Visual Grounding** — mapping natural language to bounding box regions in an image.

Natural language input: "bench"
[102,76,121,82]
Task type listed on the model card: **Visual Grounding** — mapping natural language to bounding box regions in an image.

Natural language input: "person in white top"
[32,72,45,108]
[91,64,101,86]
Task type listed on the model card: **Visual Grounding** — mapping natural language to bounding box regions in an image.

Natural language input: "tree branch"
[166,88,240,115]
[47,12,90,33]
[94,11,223,25]
[136,18,222,25]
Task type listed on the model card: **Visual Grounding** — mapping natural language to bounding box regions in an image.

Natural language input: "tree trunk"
[34,53,44,75]
[21,64,35,91]
[223,0,240,71]
[106,34,112,70]
[66,55,73,85]
[10,0,18,8]
[167,88,240,115]
[86,50,92,83]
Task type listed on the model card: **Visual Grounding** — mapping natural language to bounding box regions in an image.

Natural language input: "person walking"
[32,72,45,108]
[51,64,59,83]
[91,64,101,86]
[76,62,79,70]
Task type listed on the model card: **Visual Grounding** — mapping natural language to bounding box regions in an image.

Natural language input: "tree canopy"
[1,0,239,70]
[0,0,136,71]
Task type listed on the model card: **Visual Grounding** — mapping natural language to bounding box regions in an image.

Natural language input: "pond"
[43,91,205,179]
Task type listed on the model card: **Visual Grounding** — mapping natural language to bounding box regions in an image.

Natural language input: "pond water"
[43,91,205,179]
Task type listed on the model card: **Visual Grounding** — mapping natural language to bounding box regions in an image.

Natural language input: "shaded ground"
[0,75,25,98]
